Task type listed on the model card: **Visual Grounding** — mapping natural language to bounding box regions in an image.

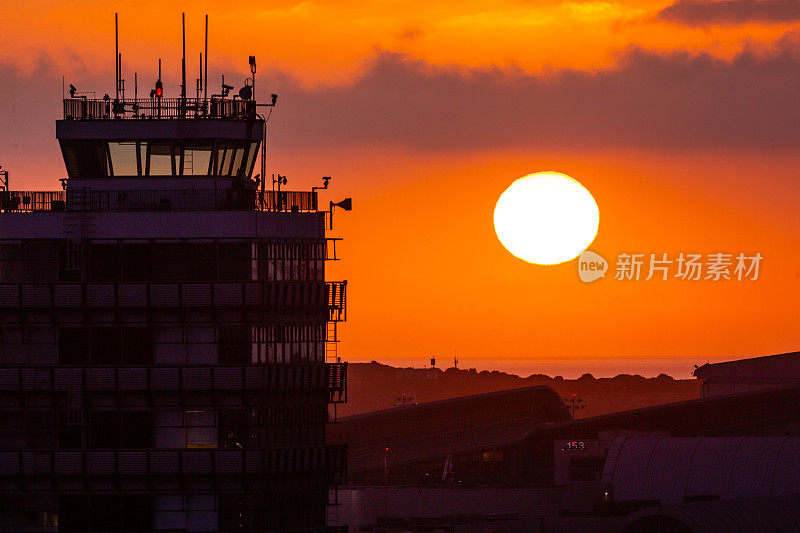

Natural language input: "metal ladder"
[326,322,338,363]
[63,188,95,275]
[184,149,194,174]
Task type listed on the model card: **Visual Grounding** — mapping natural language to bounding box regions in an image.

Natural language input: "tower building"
[0,41,348,531]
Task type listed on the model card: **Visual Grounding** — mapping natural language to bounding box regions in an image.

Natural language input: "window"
[182,142,213,175]
[570,456,605,482]
[154,242,184,281]
[214,142,230,176]
[59,495,90,532]
[0,242,22,282]
[219,326,250,364]
[219,409,250,449]
[91,327,121,365]
[123,327,153,365]
[245,142,259,177]
[147,142,174,176]
[108,141,139,176]
[218,242,249,280]
[91,495,120,532]
[90,243,121,282]
[186,410,216,448]
[60,140,105,179]
[186,243,216,280]
[91,410,121,448]
[58,410,82,449]
[231,146,245,177]
[122,410,153,448]
[23,240,58,282]
[122,243,153,281]
[27,410,56,448]
[59,327,90,365]
[122,495,152,531]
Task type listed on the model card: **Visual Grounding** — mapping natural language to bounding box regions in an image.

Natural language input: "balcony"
[0,280,346,321]
[0,363,348,402]
[63,97,258,121]
[0,189,318,213]
[0,445,347,484]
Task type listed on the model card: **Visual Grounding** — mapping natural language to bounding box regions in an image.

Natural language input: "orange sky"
[2,2,800,377]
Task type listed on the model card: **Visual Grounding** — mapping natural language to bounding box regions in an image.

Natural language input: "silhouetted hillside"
[338,362,702,418]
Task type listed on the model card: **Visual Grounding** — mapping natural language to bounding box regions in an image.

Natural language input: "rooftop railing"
[0,189,318,213]
[63,97,258,121]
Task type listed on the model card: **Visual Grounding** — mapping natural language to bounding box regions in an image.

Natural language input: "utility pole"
[562,393,586,439]
[383,447,389,519]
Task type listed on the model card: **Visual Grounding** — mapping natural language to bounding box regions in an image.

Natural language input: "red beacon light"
[150,79,163,98]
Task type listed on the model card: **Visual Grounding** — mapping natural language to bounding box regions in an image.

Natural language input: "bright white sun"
[494,171,599,265]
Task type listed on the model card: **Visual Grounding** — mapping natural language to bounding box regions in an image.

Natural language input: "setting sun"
[493,171,600,265]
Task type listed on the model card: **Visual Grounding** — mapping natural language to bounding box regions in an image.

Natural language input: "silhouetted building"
[328,386,570,485]
[602,436,800,503]
[694,351,800,397]
[331,385,800,530]
[0,60,347,530]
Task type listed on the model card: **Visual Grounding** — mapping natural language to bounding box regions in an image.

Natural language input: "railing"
[0,363,347,402]
[0,445,347,484]
[0,189,318,213]
[63,97,257,121]
[0,280,346,321]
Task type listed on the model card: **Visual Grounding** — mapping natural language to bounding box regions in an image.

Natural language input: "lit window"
[148,142,174,176]
[108,141,138,176]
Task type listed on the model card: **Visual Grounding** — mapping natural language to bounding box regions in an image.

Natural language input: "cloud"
[268,43,800,152]
[657,0,800,25]
[4,40,800,187]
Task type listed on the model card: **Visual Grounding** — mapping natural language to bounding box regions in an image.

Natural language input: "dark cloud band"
[658,0,800,26]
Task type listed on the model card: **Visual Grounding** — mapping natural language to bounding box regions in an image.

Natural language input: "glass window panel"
[245,142,259,177]
[149,142,173,176]
[108,141,138,176]
[139,142,147,174]
[232,147,245,177]
[184,143,212,176]
[60,140,105,178]
[216,146,229,176]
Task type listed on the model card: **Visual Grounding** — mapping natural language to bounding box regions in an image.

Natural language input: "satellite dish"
[238,85,252,100]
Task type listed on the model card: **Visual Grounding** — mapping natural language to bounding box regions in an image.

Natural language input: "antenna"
[204,14,208,102]
[118,53,124,101]
[198,53,202,100]
[181,13,187,117]
[115,13,119,102]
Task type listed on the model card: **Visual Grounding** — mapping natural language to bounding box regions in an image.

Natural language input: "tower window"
[108,141,139,176]
[147,142,174,176]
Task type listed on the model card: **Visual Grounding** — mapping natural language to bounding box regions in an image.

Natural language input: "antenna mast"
[204,14,208,102]
[115,13,119,102]
[181,13,187,117]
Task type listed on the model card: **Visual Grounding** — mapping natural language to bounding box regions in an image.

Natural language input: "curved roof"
[694,351,800,379]
[603,436,800,504]
[623,496,800,533]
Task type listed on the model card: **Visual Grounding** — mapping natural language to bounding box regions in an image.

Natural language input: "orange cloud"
[1,1,799,87]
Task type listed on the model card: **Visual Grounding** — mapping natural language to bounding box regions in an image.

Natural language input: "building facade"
[0,91,347,531]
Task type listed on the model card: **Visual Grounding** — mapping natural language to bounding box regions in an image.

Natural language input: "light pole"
[383,447,389,520]
[562,393,586,439]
